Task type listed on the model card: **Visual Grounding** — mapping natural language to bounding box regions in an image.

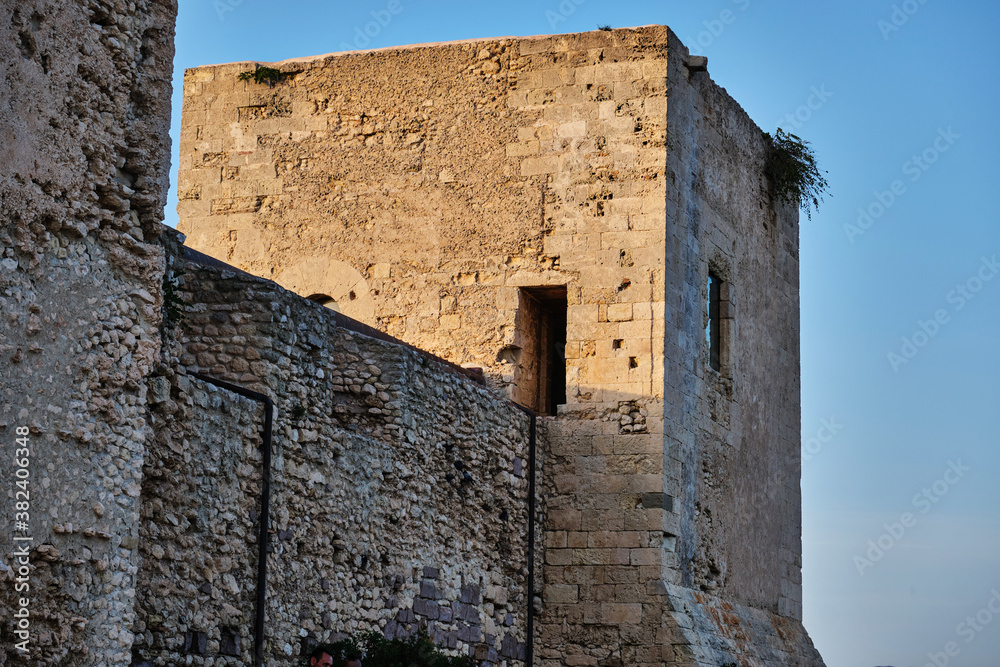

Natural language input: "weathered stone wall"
[659,33,822,665]
[175,24,824,667]
[176,29,667,406]
[136,372,262,665]
[0,2,827,663]
[0,0,175,664]
[177,28,673,665]
[131,247,534,666]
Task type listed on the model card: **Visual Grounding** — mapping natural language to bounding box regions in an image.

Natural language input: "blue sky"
[166,2,1000,665]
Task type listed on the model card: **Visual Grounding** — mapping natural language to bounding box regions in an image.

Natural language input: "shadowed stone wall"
[132,244,534,666]
[176,25,824,667]
[0,0,175,664]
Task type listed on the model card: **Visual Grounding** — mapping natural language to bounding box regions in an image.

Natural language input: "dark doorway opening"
[517,286,567,415]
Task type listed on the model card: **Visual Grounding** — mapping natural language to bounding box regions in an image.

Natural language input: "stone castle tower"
[176,26,823,666]
[179,26,822,665]
[0,4,825,663]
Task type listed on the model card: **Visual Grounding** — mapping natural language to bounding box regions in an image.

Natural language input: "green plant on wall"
[162,272,189,327]
[763,128,829,220]
[302,629,474,667]
[237,65,286,87]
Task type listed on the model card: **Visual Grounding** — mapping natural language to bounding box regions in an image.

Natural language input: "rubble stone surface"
[0,0,175,664]
[177,25,824,667]
[1,7,825,666]
[133,245,533,665]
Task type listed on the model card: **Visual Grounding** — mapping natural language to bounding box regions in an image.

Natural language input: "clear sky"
[166,2,1000,665]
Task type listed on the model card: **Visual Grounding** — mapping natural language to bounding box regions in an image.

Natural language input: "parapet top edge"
[185,24,671,72]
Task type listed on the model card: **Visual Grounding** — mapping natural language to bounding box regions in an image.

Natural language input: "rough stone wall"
[175,25,824,667]
[177,27,673,665]
[659,33,822,665]
[132,249,533,666]
[136,373,262,665]
[0,3,827,664]
[176,29,667,404]
[0,0,175,664]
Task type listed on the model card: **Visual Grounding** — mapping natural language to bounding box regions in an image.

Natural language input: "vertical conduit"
[192,373,273,667]
[526,411,537,667]
[191,369,536,667]
[511,403,538,667]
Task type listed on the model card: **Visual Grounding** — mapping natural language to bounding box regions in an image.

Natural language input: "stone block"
[600,602,642,625]
[520,155,561,176]
[419,580,438,599]
[607,303,633,322]
[545,584,579,604]
[549,509,583,530]
[557,120,588,138]
[629,548,660,566]
[457,622,481,643]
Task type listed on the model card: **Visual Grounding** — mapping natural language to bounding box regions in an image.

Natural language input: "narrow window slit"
[707,273,722,372]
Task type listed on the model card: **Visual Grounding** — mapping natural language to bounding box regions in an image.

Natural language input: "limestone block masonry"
[0,6,826,665]
[178,25,826,667]
[2,1,534,663]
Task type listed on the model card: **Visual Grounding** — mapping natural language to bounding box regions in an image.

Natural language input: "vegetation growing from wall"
[304,629,475,667]
[238,65,286,87]
[764,129,829,219]
[162,272,188,327]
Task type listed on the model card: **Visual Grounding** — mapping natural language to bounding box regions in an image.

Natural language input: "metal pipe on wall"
[191,373,273,667]
[190,369,538,667]
[511,402,538,667]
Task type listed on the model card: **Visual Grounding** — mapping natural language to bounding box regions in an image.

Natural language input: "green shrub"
[303,629,474,667]
[238,65,286,87]
[763,128,829,220]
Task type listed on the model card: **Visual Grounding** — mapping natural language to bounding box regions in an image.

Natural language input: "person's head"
[308,644,361,667]
[341,649,363,667]
[308,645,335,667]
